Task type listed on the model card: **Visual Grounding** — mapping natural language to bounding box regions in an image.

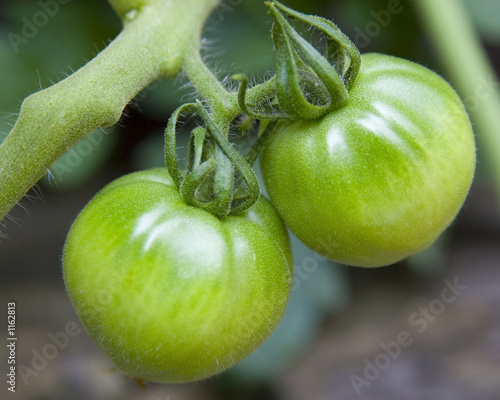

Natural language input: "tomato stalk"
[233,75,288,120]
[182,45,239,123]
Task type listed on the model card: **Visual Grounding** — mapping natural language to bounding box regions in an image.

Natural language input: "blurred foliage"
[461,0,500,43]
[0,0,119,114]
[326,0,420,61]
[0,0,120,185]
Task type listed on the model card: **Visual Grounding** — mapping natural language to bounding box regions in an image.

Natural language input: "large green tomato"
[63,168,292,383]
[261,53,476,267]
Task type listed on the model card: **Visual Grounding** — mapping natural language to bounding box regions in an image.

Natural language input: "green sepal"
[164,103,199,189]
[195,101,260,216]
[267,0,361,120]
[186,127,207,172]
[164,101,261,218]
[270,1,361,90]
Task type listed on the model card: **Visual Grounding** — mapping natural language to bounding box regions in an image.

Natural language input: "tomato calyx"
[165,2,364,218]
[235,1,361,121]
[165,100,273,218]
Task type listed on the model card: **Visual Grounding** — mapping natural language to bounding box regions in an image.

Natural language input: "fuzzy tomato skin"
[261,53,476,267]
[63,168,292,383]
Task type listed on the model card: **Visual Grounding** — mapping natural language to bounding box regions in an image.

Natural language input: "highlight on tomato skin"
[261,53,476,268]
[62,168,293,383]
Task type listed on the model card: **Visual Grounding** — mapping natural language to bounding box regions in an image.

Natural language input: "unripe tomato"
[63,168,292,383]
[261,53,476,267]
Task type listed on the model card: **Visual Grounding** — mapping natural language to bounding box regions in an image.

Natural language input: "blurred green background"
[1,1,499,399]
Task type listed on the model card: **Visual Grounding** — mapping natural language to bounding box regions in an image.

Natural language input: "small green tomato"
[63,168,292,383]
[261,53,476,267]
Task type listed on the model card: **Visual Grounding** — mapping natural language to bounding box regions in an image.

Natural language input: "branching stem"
[0,0,218,222]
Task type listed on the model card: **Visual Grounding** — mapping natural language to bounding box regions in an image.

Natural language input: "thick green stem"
[414,0,500,199]
[182,46,239,122]
[0,0,218,223]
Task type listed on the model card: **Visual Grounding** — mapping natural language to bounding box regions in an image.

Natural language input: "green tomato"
[261,53,476,267]
[63,168,292,383]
